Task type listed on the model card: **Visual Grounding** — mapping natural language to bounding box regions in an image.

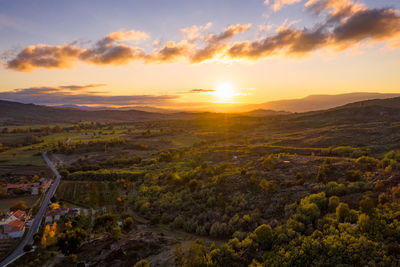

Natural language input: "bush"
[356,156,378,166]
[325,182,347,196]
[336,203,350,222]
[328,196,340,212]
[259,179,278,194]
[135,259,150,267]
[67,169,145,181]
[359,197,375,215]
[23,243,33,252]
[122,217,134,232]
[254,224,273,249]
[358,213,371,232]
[10,200,28,211]
[188,179,198,191]
[345,170,362,182]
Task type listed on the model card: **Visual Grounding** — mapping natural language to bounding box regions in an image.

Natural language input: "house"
[7,210,27,221]
[39,178,51,192]
[45,209,61,223]
[0,210,27,238]
[45,207,78,223]
[4,220,25,238]
[6,183,40,195]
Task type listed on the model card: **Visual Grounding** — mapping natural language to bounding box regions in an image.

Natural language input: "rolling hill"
[239,92,400,113]
[0,100,167,125]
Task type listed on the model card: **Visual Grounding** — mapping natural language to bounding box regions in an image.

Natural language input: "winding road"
[0,152,61,267]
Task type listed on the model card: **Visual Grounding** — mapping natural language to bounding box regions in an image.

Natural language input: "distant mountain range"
[52,92,400,114]
[0,100,169,125]
[237,92,400,113]
[1,92,400,125]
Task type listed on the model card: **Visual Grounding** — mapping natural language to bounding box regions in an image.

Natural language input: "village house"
[45,207,79,223]
[39,178,51,191]
[0,210,27,239]
[6,178,52,196]
[6,183,40,195]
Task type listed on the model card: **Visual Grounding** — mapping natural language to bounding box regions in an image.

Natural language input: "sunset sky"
[1,0,400,109]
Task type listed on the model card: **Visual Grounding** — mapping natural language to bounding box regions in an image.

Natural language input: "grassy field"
[55,181,124,209]
[0,195,40,213]
[0,126,128,166]
[0,147,45,166]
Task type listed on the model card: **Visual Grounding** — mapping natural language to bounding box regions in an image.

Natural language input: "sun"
[213,82,236,102]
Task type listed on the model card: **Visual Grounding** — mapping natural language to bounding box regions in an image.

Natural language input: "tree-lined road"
[0,152,61,267]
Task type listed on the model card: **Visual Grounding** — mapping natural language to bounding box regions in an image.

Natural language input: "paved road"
[0,152,61,267]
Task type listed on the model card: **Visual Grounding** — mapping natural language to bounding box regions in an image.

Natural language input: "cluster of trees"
[41,222,57,248]
[134,161,283,237]
[378,150,400,172]
[93,212,134,239]
[105,155,142,167]
[1,125,65,135]
[10,200,28,211]
[65,169,145,181]
[319,146,368,158]
[52,138,126,154]
[177,186,400,266]
[56,181,127,208]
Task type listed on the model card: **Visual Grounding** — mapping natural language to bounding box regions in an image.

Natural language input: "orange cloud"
[181,22,212,42]
[190,23,252,63]
[227,7,400,59]
[4,5,400,72]
[6,44,82,71]
[305,0,365,20]
[145,41,192,63]
[267,0,303,11]
[107,30,149,42]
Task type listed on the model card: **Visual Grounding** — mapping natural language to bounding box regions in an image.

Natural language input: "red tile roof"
[10,210,26,221]
[9,224,25,233]
[7,183,39,189]
[8,219,24,228]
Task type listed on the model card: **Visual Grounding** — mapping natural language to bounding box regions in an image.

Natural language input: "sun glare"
[213,82,236,102]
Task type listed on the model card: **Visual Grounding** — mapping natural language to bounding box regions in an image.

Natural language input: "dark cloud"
[79,35,145,65]
[227,4,400,59]
[0,86,177,106]
[6,44,82,71]
[332,8,400,44]
[188,89,215,93]
[59,84,106,90]
[190,24,251,63]
[3,4,400,71]
[145,41,192,63]
[305,0,365,21]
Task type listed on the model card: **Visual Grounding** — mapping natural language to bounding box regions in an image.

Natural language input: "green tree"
[57,228,87,255]
[135,259,150,267]
[10,200,28,211]
[189,179,198,192]
[359,197,375,216]
[336,203,350,222]
[23,243,32,252]
[122,217,134,233]
[186,239,212,267]
[374,180,384,192]
[174,243,185,267]
[357,213,371,232]
[259,179,278,194]
[328,196,340,212]
[254,224,273,249]
[94,213,116,232]
[111,225,121,239]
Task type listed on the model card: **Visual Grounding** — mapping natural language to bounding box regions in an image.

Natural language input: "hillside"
[240,92,400,112]
[0,100,167,125]
[289,96,400,125]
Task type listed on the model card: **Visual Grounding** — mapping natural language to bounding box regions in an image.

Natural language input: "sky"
[0,0,399,109]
